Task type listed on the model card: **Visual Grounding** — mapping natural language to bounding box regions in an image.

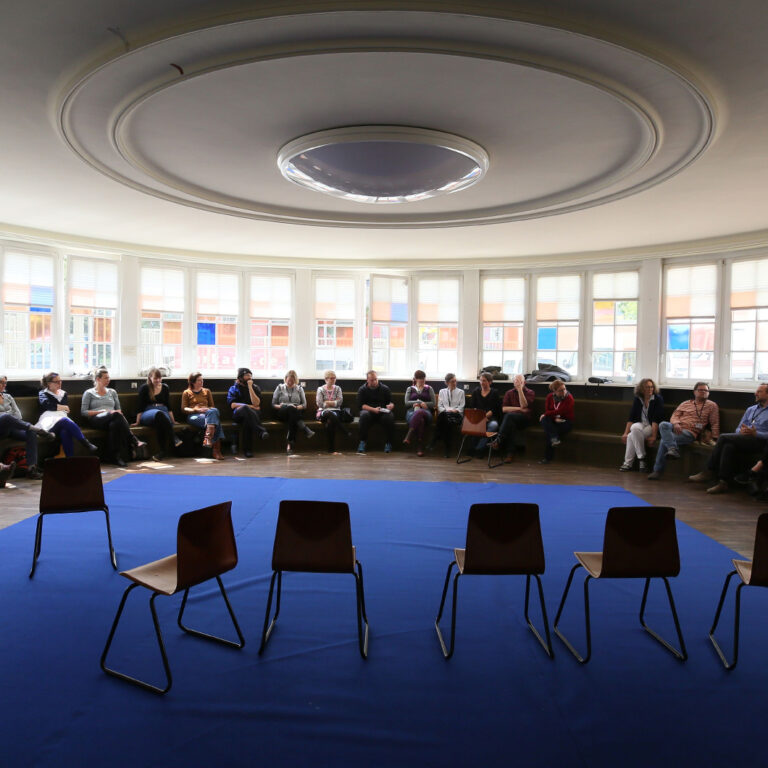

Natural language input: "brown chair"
[455,408,501,468]
[435,502,553,658]
[259,500,369,659]
[554,506,687,663]
[30,456,117,578]
[709,512,768,669]
[100,501,244,694]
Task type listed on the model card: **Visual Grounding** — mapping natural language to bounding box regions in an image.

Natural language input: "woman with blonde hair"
[316,370,349,453]
[272,369,314,455]
[620,378,664,472]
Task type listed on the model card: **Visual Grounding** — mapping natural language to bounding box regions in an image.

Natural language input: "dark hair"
[479,372,494,385]
[549,379,566,392]
[146,367,162,402]
[237,367,252,381]
[413,370,426,382]
[445,372,456,383]
[188,371,202,388]
[93,368,109,383]
[41,371,59,389]
[635,378,657,397]
[693,381,710,392]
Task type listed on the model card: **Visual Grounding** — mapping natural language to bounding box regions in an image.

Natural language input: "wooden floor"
[0,448,763,557]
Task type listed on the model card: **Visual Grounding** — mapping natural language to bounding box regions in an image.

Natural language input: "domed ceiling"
[0,1,766,267]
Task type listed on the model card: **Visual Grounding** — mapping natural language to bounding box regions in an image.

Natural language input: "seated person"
[0,374,55,479]
[470,372,502,455]
[227,367,268,457]
[0,459,15,488]
[620,378,664,472]
[316,370,349,454]
[431,373,465,457]
[648,382,719,480]
[688,383,768,494]
[272,370,314,455]
[403,369,435,457]
[489,374,535,463]
[135,367,183,461]
[538,379,574,464]
[356,370,395,454]
[38,371,98,457]
[81,369,146,468]
[182,372,224,460]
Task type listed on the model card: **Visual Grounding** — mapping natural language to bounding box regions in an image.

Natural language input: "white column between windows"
[460,269,479,380]
[637,257,662,383]
[119,253,139,377]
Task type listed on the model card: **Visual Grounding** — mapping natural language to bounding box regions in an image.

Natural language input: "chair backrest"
[39,456,105,513]
[747,512,768,586]
[272,500,354,573]
[463,503,545,575]
[600,506,680,578]
[461,408,488,437]
[176,501,237,590]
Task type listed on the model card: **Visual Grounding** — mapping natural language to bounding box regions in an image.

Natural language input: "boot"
[212,440,224,460]
[78,437,99,454]
[203,424,215,447]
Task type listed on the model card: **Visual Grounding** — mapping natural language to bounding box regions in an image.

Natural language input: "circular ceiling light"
[277,126,488,204]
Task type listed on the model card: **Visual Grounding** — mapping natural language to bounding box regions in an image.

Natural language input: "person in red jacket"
[539,379,574,464]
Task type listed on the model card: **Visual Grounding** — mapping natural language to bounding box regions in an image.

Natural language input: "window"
[370,275,408,376]
[416,278,459,375]
[68,258,117,372]
[591,271,638,381]
[196,272,238,371]
[536,275,580,375]
[2,252,54,371]
[664,264,716,380]
[481,276,525,375]
[139,267,185,371]
[250,275,291,376]
[729,258,768,381]
[315,277,356,372]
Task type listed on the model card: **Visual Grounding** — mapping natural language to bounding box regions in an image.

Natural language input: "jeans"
[50,417,87,457]
[0,413,39,466]
[358,410,395,444]
[406,408,432,442]
[541,416,572,461]
[187,408,223,443]
[473,419,499,454]
[139,407,175,454]
[496,412,531,455]
[654,422,695,473]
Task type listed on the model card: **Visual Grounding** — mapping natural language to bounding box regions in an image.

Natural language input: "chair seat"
[575,551,603,578]
[734,559,753,585]
[122,554,178,595]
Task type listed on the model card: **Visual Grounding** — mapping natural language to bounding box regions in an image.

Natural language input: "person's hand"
[621,433,628,444]
[539,414,545,422]
[647,437,657,447]
[486,411,492,419]
[387,403,394,411]
[555,417,564,423]
[673,423,682,434]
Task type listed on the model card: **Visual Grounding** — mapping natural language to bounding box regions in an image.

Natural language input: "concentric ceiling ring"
[56,7,715,228]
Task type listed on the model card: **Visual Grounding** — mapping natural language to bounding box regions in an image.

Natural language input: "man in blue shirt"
[689,383,768,493]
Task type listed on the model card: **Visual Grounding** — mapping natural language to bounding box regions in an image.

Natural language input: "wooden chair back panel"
[272,500,354,573]
[748,512,768,585]
[461,408,488,437]
[39,457,105,512]
[464,503,545,574]
[601,506,679,578]
[176,501,237,590]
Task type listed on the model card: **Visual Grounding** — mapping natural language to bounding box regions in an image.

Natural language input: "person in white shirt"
[430,373,466,457]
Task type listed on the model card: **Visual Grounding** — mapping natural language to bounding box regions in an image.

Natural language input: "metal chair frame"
[554,505,687,664]
[30,457,117,578]
[259,563,369,659]
[435,564,552,659]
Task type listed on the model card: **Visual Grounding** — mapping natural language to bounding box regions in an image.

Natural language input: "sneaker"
[260,431,269,440]
[639,459,648,472]
[619,461,633,472]
[647,471,661,480]
[173,436,183,448]
[27,464,44,479]
[688,470,714,483]
[357,441,367,454]
[0,460,16,487]
[550,438,561,447]
[666,448,680,460]
[384,442,392,453]
[305,428,315,439]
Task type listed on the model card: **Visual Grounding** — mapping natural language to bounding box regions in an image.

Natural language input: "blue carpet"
[0,476,764,767]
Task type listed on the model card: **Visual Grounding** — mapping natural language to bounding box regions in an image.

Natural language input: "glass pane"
[439,326,458,349]
[592,326,614,351]
[537,326,556,350]
[556,351,578,375]
[757,353,768,381]
[617,351,636,379]
[667,324,690,351]
[502,352,523,374]
[731,352,755,381]
[419,326,438,349]
[691,323,715,351]
[758,322,768,350]
[666,351,690,379]
[616,301,638,325]
[483,326,503,350]
[558,325,579,350]
[615,325,636,351]
[592,351,613,377]
[690,352,714,379]
[731,321,756,352]
[503,325,523,350]
[482,351,503,368]
[438,350,458,374]
[593,301,615,325]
